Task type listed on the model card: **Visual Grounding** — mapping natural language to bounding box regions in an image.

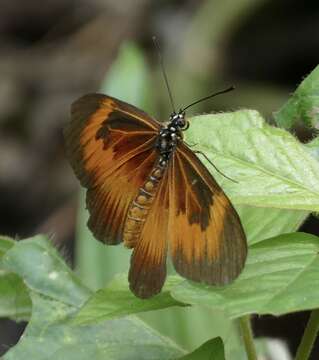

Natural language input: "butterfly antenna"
[152,36,176,113]
[181,86,235,112]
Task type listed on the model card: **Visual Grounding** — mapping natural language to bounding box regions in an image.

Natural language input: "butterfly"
[64,92,247,298]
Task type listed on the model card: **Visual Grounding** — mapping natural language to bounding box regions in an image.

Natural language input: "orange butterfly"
[64,92,247,298]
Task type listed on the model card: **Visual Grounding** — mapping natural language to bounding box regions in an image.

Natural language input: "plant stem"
[295,309,319,360]
[239,315,258,360]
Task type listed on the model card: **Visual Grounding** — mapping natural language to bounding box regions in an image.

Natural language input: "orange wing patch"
[64,94,160,244]
[169,143,247,285]
[85,149,157,244]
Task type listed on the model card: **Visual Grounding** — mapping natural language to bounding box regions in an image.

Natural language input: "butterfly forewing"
[64,94,160,244]
[168,143,247,285]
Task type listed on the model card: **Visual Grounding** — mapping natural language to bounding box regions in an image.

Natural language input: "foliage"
[274,65,319,130]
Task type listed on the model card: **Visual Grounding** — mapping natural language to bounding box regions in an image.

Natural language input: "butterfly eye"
[176,117,186,128]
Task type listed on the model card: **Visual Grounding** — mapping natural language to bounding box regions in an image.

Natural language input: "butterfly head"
[169,110,188,131]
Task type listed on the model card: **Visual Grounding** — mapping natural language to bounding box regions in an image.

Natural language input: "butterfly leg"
[184,141,198,147]
[193,150,238,183]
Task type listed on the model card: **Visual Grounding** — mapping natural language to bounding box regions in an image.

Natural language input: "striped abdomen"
[123,163,166,248]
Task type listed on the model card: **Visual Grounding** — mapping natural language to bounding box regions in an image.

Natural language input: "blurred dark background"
[0,0,319,358]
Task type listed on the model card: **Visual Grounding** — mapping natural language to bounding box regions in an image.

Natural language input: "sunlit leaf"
[186,110,319,211]
[305,136,319,162]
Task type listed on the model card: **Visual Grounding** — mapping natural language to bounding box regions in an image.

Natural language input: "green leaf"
[0,236,15,259]
[177,337,225,360]
[0,272,31,321]
[2,235,91,307]
[3,293,184,360]
[238,205,308,245]
[2,235,184,359]
[140,306,247,360]
[74,275,185,325]
[274,65,319,130]
[172,232,319,318]
[305,136,319,162]
[186,110,319,211]
[0,237,32,321]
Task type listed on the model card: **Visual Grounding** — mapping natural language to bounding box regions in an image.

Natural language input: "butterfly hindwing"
[169,143,247,285]
[64,94,160,244]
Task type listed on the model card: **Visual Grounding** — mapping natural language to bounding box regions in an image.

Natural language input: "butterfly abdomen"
[123,163,166,248]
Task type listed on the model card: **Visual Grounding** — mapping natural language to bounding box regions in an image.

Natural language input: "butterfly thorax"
[122,111,187,248]
[156,111,187,166]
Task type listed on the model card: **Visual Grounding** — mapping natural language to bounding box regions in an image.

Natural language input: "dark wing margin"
[128,169,170,298]
[64,93,160,244]
[168,143,247,285]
